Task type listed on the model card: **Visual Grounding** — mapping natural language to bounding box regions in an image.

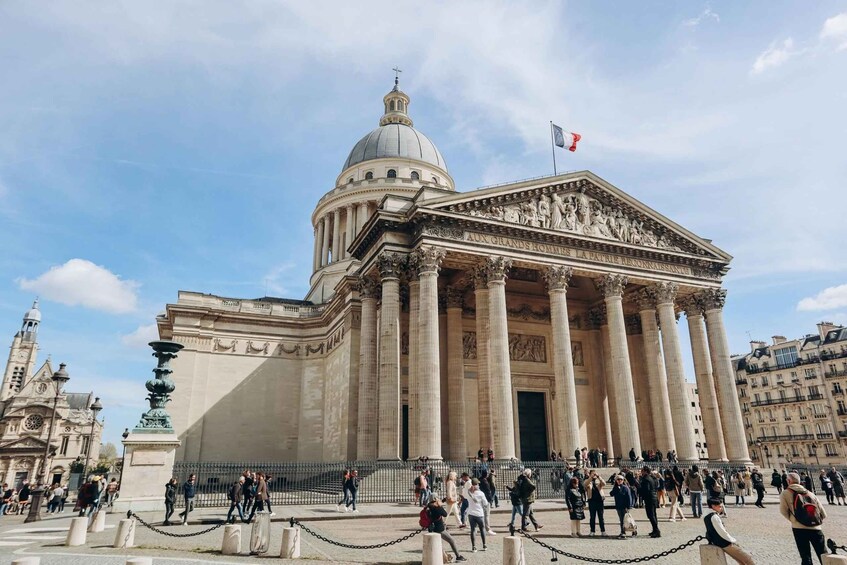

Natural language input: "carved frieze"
[462,331,547,362]
[246,341,269,354]
[463,331,478,359]
[213,338,237,352]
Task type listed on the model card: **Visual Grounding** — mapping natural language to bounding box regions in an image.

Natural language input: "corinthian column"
[407,263,420,460]
[653,282,697,462]
[486,257,516,460]
[597,274,642,457]
[473,267,493,450]
[446,286,467,460]
[320,215,330,267]
[376,252,405,460]
[356,276,379,459]
[357,202,369,235]
[702,289,751,464]
[344,204,355,259]
[412,246,446,460]
[543,266,580,460]
[588,308,615,461]
[312,224,320,272]
[681,295,728,462]
[331,208,341,263]
[636,289,675,454]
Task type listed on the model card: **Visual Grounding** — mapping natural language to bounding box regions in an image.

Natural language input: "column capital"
[543,265,573,291]
[472,265,489,290]
[699,288,727,311]
[485,257,513,283]
[446,286,464,309]
[376,251,407,280]
[357,276,381,299]
[411,246,446,276]
[678,294,706,317]
[596,274,628,298]
[634,287,658,311]
[586,305,607,329]
[651,281,679,305]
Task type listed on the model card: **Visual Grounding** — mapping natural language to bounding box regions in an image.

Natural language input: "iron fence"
[169,459,847,508]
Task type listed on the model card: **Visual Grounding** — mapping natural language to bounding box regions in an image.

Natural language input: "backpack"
[414,476,422,488]
[419,507,433,529]
[792,491,823,527]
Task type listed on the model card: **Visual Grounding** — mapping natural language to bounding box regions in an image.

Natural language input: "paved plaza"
[1,493,847,564]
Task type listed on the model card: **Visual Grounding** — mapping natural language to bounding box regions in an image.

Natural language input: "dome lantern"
[380,74,413,127]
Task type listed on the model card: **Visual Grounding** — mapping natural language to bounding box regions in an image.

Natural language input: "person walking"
[227,477,245,524]
[733,472,746,507]
[178,474,196,525]
[704,498,755,564]
[17,481,31,515]
[772,469,783,494]
[639,466,660,538]
[344,470,359,513]
[743,468,753,498]
[336,469,350,512]
[478,472,496,536]
[610,475,634,538]
[819,471,834,505]
[751,468,766,508]
[584,469,606,536]
[506,479,523,530]
[105,478,119,509]
[466,479,489,553]
[425,497,467,561]
[518,468,542,532]
[163,478,177,525]
[565,477,585,537]
[827,467,845,505]
[246,472,268,523]
[242,470,255,515]
[665,470,685,522]
[779,472,827,565]
[444,472,461,527]
[459,472,470,528]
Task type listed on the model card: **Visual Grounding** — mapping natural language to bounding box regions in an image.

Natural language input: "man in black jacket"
[226,477,245,523]
[751,468,766,508]
[639,467,660,538]
[178,474,196,525]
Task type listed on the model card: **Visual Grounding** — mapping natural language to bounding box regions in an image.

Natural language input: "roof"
[342,124,447,172]
[823,328,847,344]
[65,392,92,411]
[252,296,314,306]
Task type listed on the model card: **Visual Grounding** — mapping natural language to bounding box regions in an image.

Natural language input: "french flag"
[552,124,581,152]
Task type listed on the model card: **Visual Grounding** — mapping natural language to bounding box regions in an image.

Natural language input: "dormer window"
[365,171,374,180]
[387,169,397,179]
[410,171,420,180]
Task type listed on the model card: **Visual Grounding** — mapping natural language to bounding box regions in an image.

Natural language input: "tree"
[100,442,118,461]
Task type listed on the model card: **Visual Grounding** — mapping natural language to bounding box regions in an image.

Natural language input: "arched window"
[365,171,373,180]
[410,171,420,180]
[390,100,395,111]
[399,101,404,112]
[432,176,439,184]
[387,169,397,178]
[347,177,354,184]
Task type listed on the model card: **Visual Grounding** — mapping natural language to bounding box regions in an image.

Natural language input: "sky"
[1,1,846,448]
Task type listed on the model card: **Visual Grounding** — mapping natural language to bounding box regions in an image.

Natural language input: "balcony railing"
[808,393,824,400]
[814,413,829,419]
[838,408,847,417]
[832,388,845,396]
[751,397,804,407]
[821,350,847,361]
[757,433,815,442]
[817,432,835,439]
[736,377,748,385]
[839,430,847,438]
[825,368,847,379]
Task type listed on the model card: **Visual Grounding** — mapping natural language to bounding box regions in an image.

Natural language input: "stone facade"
[0,302,103,488]
[734,324,847,468]
[156,83,751,464]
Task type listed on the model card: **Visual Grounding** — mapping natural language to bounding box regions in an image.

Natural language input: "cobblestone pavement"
[1,495,846,564]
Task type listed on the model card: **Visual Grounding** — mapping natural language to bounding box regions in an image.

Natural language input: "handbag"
[624,511,637,532]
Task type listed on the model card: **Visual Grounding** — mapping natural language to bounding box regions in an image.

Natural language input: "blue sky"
[1,1,846,447]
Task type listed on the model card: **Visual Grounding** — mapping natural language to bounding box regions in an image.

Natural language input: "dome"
[343,124,447,171]
[24,299,41,322]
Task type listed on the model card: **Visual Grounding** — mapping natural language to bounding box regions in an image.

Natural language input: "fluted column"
[446,286,467,460]
[653,282,698,462]
[407,269,420,460]
[356,277,380,459]
[702,289,751,463]
[344,204,355,259]
[312,224,321,272]
[597,274,642,457]
[681,295,728,462]
[486,257,516,459]
[473,267,493,451]
[376,252,405,460]
[413,246,446,460]
[320,215,330,267]
[544,266,580,460]
[331,208,341,263]
[636,289,675,454]
[588,308,615,461]
[357,202,369,235]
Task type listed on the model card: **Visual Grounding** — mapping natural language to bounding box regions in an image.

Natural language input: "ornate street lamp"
[80,397,103,485]
[25,363,70,523]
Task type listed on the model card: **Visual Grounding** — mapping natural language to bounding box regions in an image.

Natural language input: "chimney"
[817,321,838,341]
[750,340,767,352]
[772,335,787,345]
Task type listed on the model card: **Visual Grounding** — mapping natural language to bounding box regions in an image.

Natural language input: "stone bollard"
[222,524,242,556]
[12,558,41,565]
[125,559,153,565]
[699,544,728,565]
[114,518,136,548]
[823,556,847,564]
[280,526,301,559]
[88,509,107,533]
[503,535,525,565]
[422,532,444,565]
[65,517,88,546]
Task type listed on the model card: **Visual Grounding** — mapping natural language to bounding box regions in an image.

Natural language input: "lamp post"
[80,397,103,486]
[118,428,129,488]
[25,363,70,523]
[755,440,770,469]
[811,443,820,468]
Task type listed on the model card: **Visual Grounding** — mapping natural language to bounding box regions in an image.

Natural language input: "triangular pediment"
[0,436,49,451]
[16,360,56,399]
[420,171,730,262]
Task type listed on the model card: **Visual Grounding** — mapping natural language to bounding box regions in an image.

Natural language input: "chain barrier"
[291,517,424,549]
[828,538,847,554]
[127,511,227,538]
[515,527,705,564]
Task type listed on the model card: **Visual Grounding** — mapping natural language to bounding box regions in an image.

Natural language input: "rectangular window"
[775,346,799,368]
[805,368,817,379]
[59,436,69,456]
[761,375,769,386]
[81,436,90,455]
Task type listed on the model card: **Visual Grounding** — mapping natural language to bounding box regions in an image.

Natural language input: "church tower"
[1,300,40,401]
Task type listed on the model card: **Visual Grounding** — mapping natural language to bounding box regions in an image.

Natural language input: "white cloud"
[683,7,720,27]
[820,13,847,50]
[751,38,795,74]
[18,259,139,314]
[797,284,847,311]
[121,323,159,348]
[262,263,297,296]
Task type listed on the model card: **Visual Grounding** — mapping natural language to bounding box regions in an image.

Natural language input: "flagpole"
[549,121,558,176]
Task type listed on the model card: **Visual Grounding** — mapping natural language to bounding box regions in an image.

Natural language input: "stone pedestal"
[113,518,136,548]
[699,544,728,564]
[823,555,847,564]
[88,508,107,532]
[65,517,87,546]
[503,535,525,564]
[280,526,301,558]
[422,532,444,565]
[222,524,242,555]
[112,432,181,513]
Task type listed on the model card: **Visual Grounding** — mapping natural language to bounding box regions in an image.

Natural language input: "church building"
[0,301,103,488]
[157,79,751,465]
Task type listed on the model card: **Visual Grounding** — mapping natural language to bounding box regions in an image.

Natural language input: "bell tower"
[1,300,41,400]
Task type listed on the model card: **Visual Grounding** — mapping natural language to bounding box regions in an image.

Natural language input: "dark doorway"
[51,472,63,486]
[517,392,549,461]
[402,404,409,461]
